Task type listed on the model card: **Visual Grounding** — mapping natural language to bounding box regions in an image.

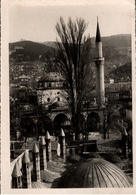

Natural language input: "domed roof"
[56,158,131,188]
[51,101,65,107]
[39,72,64,82]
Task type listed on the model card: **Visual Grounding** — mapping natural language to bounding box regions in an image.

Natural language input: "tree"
[103,100,130,140]
[20,116,35,141]
[55,17,94,139]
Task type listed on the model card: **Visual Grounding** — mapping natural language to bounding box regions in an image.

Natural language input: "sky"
[9,0,134,43]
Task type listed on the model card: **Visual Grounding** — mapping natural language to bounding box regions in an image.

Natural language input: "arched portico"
[46,112,71,122]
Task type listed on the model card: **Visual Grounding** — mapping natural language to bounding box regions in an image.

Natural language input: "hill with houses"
[9,34,131,83]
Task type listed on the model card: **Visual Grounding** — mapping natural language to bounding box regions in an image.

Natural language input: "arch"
[52,112,71,121]
[48,83,51,87]
[87,112,100,132]
[54,113,71,134]
[47,97,50,102]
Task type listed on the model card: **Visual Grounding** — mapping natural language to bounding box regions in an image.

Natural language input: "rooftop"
[56,158,131,188]
[38,72,64,82]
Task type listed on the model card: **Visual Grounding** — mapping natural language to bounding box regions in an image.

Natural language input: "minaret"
[94,17,105,106]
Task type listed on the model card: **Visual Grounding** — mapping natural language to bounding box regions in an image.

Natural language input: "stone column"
[12,162,22,188]
[73,133,75,141]
[32,142,40,182]
[45,131,52,162]
[22,151,31,188]
[79,133,83,141]
[39,136,47,170]
[59,129,66,160]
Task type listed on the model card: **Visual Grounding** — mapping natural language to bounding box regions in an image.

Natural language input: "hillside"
[9,41,56,61]
[41,41,58,49]
[103,34,131,48]
[9,34,131,80]
[9,34,131,56]
[110,62,131,80]
[42,34,131,62]
[90,34,131,48]
[43,34,131,50]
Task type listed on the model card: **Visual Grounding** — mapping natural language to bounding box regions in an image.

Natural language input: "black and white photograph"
[1,0,135,193]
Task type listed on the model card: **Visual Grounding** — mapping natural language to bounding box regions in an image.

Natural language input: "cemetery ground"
[11,135,133,188]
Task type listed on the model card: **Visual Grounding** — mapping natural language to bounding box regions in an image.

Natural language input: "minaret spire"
[94,17,105,106]
[95,16,101,42]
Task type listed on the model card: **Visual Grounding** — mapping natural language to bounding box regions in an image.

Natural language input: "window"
[47,98,50,102]
[63,83,68,87]
[39,83,43,87]
[48,83,51,87]
[58,97,60,101]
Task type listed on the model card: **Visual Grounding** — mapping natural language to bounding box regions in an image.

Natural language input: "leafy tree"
[55,17,94,139]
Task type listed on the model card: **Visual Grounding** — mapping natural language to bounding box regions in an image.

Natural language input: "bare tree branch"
[55,17,94,139]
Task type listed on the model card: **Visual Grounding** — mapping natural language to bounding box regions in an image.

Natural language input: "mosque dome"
[39,72,64,82]
[56,158,131,188]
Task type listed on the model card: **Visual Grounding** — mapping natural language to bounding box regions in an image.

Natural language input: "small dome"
[51,101,65,107]
[19,86,27,90]
[56,158,131,188]
[39,72,64,82]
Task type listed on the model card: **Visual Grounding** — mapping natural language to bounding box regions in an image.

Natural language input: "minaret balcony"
[94,57,104,61]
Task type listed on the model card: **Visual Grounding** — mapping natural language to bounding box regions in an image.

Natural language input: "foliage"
[103,100,131,139]
[110,61,131,80]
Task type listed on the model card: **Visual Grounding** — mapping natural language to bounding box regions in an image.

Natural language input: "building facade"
[37,72,68,110]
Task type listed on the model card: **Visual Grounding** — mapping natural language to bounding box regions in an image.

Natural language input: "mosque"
[36,19,106,136]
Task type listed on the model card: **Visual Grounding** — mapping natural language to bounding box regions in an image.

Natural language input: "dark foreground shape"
[55,158,131,188]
